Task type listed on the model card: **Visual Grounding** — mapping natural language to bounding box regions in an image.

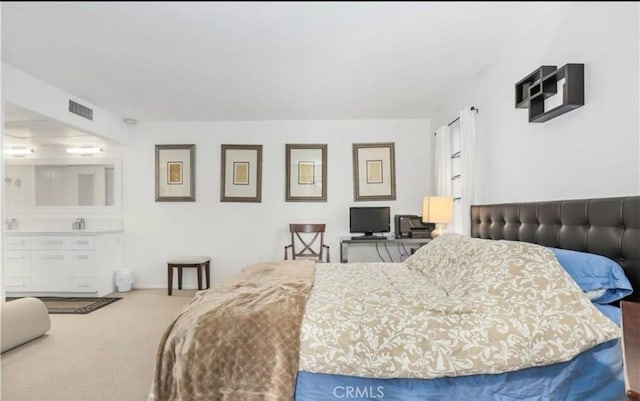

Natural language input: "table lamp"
[422,196,453,238]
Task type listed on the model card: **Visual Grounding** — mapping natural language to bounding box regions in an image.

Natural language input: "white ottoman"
[1,297,51,353]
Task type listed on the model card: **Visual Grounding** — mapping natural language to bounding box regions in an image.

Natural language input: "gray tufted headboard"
[471,196,640,302]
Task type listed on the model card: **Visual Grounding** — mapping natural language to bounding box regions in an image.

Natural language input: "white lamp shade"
[422,196,453,224]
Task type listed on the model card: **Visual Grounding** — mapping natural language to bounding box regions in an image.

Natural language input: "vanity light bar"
[3,148,34,156]
[66,147,103,154]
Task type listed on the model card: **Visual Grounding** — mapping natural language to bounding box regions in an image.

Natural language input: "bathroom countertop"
[4,229,123,236]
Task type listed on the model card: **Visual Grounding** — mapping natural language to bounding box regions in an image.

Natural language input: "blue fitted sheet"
[294,304,624,401]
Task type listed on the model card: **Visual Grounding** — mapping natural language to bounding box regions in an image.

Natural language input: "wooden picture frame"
[221,144,263,202]
[352,142,396,201]
[285,144,327,202]
[155,144,195,202]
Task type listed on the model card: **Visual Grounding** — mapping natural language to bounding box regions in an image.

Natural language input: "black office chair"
[284,224,330,262]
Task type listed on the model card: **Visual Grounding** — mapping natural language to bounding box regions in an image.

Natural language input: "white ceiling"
[2,2,564,121]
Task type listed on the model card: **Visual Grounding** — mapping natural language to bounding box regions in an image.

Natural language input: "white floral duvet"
[298,234,620,379]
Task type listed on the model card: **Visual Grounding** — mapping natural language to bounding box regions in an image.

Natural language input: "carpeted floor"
[1,289,196,401]
[6,296,122,314]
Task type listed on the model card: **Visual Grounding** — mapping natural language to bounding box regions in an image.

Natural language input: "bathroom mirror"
[34,164,115,206]
[4,161,121,211]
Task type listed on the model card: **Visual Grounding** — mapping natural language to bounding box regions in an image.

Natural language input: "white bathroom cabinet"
[4,231,122,297]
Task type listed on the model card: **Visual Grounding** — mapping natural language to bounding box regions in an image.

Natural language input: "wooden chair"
[621,301,640,401]
[284,224,330,262]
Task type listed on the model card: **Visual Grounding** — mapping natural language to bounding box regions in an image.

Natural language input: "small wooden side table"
[167,257,211,296]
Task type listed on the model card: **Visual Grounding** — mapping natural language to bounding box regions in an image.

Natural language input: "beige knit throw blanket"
[149,260,315,401]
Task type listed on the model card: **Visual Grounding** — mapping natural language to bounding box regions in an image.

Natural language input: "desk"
[339,236,430,263]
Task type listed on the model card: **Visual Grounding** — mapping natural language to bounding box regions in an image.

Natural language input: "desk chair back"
[285,224,330,262]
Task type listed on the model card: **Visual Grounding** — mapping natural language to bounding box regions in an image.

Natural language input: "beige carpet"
[1,289,196,401]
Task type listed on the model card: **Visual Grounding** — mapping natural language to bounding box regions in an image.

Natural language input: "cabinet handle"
[5,256,25,260]
[76,240,90,245]
[5,241,25,246]
[40,255,64,260]
[40,240,64,246]
[5,283,26,288]
[76,255,90,260]
[76,282,90,288]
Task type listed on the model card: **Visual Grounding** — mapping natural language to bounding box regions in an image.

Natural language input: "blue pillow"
[550,248,633,304]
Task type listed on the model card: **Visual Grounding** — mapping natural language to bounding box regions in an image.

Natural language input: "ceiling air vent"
[68,100,93,121]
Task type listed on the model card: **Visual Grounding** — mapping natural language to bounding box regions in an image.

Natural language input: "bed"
[150,196,639,401]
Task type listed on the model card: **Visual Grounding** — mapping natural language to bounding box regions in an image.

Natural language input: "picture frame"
[155,144,195,202]
[221,144,263,202]
[352,142,396,201]
[285,144,327,202]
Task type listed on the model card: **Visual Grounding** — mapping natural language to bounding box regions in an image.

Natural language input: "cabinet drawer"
[32,251,67,264]
[4,250,31,277]
[70,251,95,277]
[4,238,31,249]
[70,237,93,249]
[5,278,32,292]
[34,237,69,249]
[72,278,95,292]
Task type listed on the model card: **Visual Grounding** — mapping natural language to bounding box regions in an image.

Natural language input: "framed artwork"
[221,144,263,202]
[352,142,396,201]
[155,144,195,202]
[285,144,327,202]
[233,162,250,185]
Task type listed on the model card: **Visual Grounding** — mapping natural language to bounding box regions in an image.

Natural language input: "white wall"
[1,5,4,301]
[433,3,640,204]
[122,119,432,288]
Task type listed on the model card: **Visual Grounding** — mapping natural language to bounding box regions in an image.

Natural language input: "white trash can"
[115,269,134,292]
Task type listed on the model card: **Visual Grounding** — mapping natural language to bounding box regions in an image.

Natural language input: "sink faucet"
[5,218,17,230]
[73,218,86,230]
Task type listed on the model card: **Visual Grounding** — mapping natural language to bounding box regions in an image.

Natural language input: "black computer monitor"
[349,207,390,236]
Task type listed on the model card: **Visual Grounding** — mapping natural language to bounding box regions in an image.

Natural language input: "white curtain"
[434,125,451,196]
[459,106,477,235]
